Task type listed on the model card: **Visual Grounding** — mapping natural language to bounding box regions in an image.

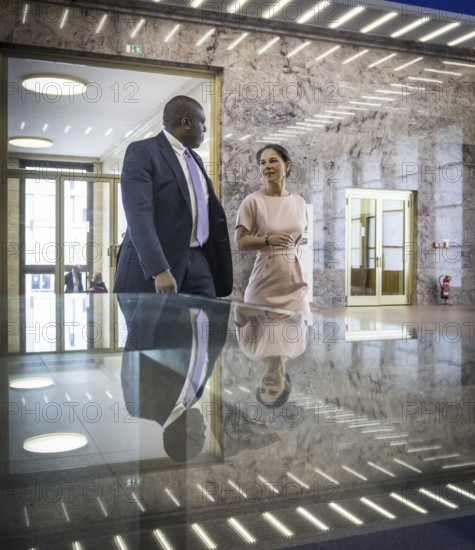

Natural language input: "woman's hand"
[267,233,294,247]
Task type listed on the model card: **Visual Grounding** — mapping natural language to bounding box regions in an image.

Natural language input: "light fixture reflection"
[10,376,54,389]
[23,433,88,453]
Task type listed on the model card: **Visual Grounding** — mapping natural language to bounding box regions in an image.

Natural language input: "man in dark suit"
[119,293,230,461]
[64,264,84,293]
[114,95,232,298]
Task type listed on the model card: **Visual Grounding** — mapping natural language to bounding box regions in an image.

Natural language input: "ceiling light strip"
[165,488,180,507]
[296,507,330,531]
[228,517,257,544]
[264,0,293,19]
[315,45,340,61]
[441,461,475,469]
[329,502,364,525]
[394,57,424,71]
[329,6,365,29]
[153,529,175,550]
[326,110,355,115]
[228,0,251,13]
[342,465,368,480]
[424,68,461,76]
[164,24,180,42]
[287,472,310,489]
[263,512,294,537]
[407,445,442,453]
[59,8,69,29]
[228,32,249,50]
[361,12,398,34]
[419,488,458,509]
[407,76,442,83]
[360,497,396,519]
[22,4,29,24]
[258,36,279,55]
[96,14,108,34]
[391,17,429,38]
[298,0,330,24]
[114,535,129,550]
[448,30,475,46]
[98,497,108,517]
[130,18,145,38]
[342,49,368,65]
[423,453,460,462]
[196,28,215,46]
[314,468,339,485]
[191,524,218,549]
[393,458,422,473]
[316,113,344,119]
[419,22,460,43]
[443,61,475,68]
[447,484,475,501]
[390,492,428,514]
[367,461,395,477]
[228,479,248,498]
[362,95,394,102]
[349,101,381,106]
[287,40,311,58]
[368,53,396,68]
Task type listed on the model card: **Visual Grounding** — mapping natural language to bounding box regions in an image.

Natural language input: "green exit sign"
[126,44,143,54]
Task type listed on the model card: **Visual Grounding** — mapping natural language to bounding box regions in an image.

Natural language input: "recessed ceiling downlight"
[10,377,54,389]
[9,137,53,148]
[23,433,88,453]
[22,74,88,95]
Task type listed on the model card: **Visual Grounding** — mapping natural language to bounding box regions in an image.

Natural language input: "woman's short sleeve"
[235,195,255,232]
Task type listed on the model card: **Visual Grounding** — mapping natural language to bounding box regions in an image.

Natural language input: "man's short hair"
[163,96,202,130]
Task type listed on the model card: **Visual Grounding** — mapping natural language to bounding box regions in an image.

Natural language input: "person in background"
[235,144,309,313]
[64,264,83,293]
[88,272,108,293]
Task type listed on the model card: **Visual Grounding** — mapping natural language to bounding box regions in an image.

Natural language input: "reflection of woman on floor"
[235,305,308,409]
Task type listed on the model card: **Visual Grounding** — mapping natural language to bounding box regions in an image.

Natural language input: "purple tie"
[184,149,208,246]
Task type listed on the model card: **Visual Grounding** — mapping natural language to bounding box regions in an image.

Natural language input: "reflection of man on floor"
[65,264,83,293]
[119,294,230,461]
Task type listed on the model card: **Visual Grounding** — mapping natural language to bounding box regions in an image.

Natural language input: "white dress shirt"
[163,129,209,247]
[163,309,209,428]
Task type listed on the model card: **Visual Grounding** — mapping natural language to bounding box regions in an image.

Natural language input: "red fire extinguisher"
[439,275,451,302]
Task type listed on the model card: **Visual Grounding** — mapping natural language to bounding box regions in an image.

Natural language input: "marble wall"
[2,0,475,306]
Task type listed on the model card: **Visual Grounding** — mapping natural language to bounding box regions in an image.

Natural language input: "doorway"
[345,189,414,306]
[6,53,218,353]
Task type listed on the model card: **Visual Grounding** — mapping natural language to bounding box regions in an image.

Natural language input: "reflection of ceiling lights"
[23,433,88,453]
[9,137,53,148]
[9,377,54,389]
[22,74,88,95]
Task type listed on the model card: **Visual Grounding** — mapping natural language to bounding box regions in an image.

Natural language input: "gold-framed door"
[346,189,414,306]
[3,48,221,354]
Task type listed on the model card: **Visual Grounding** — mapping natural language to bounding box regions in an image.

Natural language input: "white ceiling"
[8,58,205,159]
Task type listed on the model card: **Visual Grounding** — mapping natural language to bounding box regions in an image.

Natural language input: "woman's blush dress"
[236,191,310,313]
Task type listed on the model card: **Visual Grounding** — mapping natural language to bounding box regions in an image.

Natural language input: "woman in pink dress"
[235,144,310,313]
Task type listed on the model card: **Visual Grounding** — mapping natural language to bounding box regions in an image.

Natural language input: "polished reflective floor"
[1,295,475,549]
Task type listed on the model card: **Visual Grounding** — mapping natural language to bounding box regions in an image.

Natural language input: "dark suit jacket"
[119,294,230,426]
[64,271,83,293]
[114,131,233,297]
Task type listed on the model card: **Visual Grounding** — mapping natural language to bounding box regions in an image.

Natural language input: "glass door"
[14,168,119,353]
[61,175,116,352]
[346,190,413,306]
